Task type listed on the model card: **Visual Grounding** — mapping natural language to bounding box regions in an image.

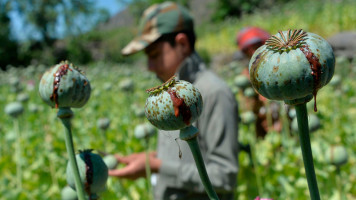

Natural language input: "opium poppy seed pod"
[66,149,108,195]
[103,154,119,170]
[234,74,251,90]
[145,76,203,131]
[241,111,256,125]
[244,87,257,97]
[291,114,321,133]
[97,118,111,131]
[325,145,348,167]
[61,185,78,200]
[248,29,335,200]
[61,186,99,200]
[5,102,24,118]
[39,61,91,109]
[145,76,219,199]
[119,78,134,92]
[249,29,335,111]
[134,122,157,139]
[16,93,29,103]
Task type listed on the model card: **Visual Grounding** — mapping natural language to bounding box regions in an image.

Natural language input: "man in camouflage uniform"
[109,2,239,199]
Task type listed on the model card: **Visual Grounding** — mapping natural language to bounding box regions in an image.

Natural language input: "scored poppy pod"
[66,149,108,195]
[145,76,203,131]
[249,29,335,110]
[39,61,91,109]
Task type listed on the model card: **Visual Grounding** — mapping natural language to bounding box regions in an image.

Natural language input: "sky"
[9,0,125,41]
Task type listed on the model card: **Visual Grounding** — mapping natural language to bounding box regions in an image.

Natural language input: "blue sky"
[9,0,125,41]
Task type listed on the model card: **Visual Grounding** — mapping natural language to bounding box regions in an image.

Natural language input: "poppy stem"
[144,137,153,200]
[295,103,320,200]
[248,123,263,196]
[14,119,22,190]
[180,125,220,200]
[58,107,86,200]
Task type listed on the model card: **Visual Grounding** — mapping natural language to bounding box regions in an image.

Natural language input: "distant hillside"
[98,8,135,31]
[98,0,217,31]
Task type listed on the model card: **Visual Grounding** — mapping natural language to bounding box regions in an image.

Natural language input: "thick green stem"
[248,123,263,196]
[336,167,345,200]
[100,129,107,152]
[295,103,320,200]
[180,126,220,200]
[14,119,22,190]
[144,137,153,200]
[58,108,86,200]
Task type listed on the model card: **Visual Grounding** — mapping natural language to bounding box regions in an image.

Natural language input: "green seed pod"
[288,108,296,119]
[16,93,30,103]
[291,114,321,133]
[234,74,250,90]
[145,76,203,130]
[135,107,145,118]
[103,154,119,170]
[230,86,240,95]
[244,87,257,97]
[97,118,111,131]
[103,82,112,91]
[134,122,157,139]
[119,78,134,92]
[9,76,20,87]
[325,145,348,167]
[39,61,91,109]
[131,104,146,118]
[329,74,341,88]
[60,186,99,200]
[66,149,108,195]
[28,103,40,113]
[61,185,78,200]
[240,111,256,125]
[5,102,24,118]
[249,29,335,110]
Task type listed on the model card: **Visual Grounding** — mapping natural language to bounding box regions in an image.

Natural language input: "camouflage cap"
[121,1,194,56]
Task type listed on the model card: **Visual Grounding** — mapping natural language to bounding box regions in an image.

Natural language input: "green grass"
[196,0,356,55]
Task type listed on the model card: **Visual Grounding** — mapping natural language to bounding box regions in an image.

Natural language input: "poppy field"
[0,55,356,199]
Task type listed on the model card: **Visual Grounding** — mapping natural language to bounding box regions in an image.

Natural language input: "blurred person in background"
[236,27,282,138]
[327,31,356,62]
[109,2,239,200]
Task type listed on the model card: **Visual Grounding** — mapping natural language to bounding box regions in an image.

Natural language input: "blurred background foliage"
[0,0,355,70]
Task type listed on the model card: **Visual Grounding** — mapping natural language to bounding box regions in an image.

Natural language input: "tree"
[11,0,108,45]
[0,0,19,70]
[0,0,110,67]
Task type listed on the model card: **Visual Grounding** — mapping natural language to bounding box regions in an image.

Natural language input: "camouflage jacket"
[154,52,239,200]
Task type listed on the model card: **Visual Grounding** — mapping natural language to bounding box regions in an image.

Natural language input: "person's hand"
[108,152,161,180]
